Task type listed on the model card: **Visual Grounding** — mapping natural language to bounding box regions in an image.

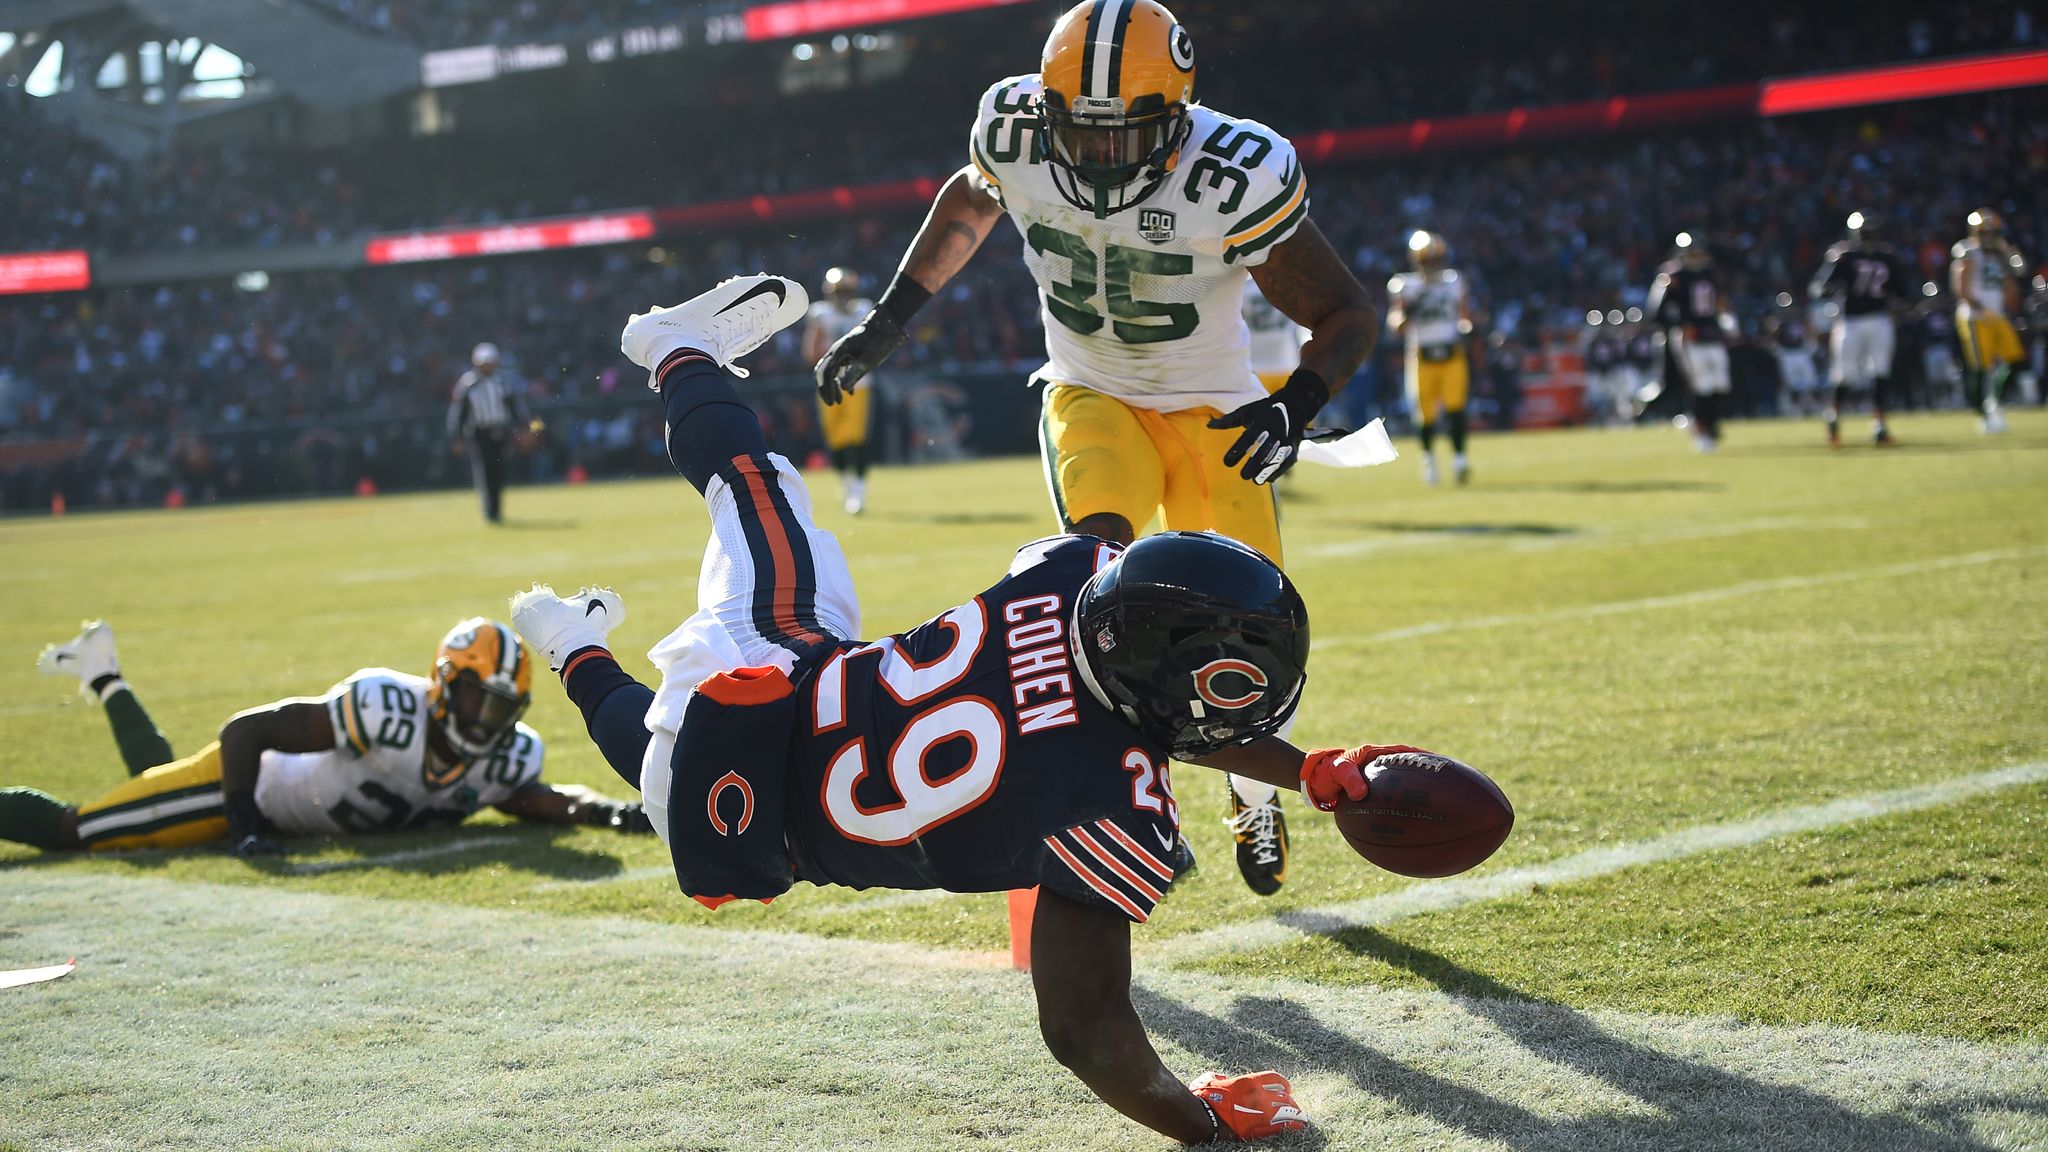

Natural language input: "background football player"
[0,619,649,856]
[1810,211,1914,447]
[811,0,1380,897]
[800,267,878,514]
[510,272,1437,1145]
[1951,208,2028,434]
[1646,233,1737,452]
[1388,231,1476,483]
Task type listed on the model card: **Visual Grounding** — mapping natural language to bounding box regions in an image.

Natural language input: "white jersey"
[969,75,1309,412]
[253,668,545,836]
[807,298,872,345]
[1389,270,1469,354]
[1242,282,1305,375]
[1952,239,2015,316]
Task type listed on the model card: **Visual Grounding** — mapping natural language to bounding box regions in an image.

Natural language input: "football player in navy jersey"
[510,274,1419,1144]
[1810,212,1914,446]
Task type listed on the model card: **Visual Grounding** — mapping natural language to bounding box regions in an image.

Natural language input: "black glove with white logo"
[1208,369,1331,484]
[815,276,932,405]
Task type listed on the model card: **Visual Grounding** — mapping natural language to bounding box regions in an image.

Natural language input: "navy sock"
[1418,422,1436,453]
[659,351,771,494]
[561,646,656,790]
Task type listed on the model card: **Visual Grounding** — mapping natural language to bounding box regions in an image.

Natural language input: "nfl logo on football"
[1138,209,1176,243]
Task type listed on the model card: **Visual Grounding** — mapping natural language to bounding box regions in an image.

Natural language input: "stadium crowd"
[4,0,2040,256]
[3,0,2044,511]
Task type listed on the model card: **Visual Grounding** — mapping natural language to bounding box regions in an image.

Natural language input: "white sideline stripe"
[1317,545,2048,650]
[1151,760,2048,966]
[283,834,519,875]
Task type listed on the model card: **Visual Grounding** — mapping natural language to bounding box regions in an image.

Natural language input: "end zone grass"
[4,410,2046,1148]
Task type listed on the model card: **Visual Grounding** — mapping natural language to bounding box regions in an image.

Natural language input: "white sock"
[1231,774,1279,808]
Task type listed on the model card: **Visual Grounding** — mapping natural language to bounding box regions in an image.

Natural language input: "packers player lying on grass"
[506,273,1421,1144]
[0,618,651,857]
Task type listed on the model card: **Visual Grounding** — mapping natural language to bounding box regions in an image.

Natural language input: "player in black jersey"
[1646,233,1736,452]
[507,275,1423,1145]
[1810,212,1915,446]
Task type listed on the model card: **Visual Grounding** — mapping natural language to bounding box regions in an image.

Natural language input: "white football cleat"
[621,274,809,389]
[843,477,866,516]
[38,619,119,695]
[1420,454,1440,487]
[510,584,627,673]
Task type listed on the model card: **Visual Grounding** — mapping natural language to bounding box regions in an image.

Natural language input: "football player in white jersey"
[0,619,650,857]
[801,267,878,513]
[1387,231,1476,485]
[1243,278,1307,390]
[1951,208,2029,433]
[813,0,1379,897]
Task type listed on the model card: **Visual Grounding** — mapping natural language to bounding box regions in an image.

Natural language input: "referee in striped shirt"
[447,343,537,524]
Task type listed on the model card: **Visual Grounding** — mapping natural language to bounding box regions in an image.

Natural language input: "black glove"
[1208,369,1331,484]
[222,790,280,858]
[814,276,932,405]
[574,799,654,835]
[230,832,284,859]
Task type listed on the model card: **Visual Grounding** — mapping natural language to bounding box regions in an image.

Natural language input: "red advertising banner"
[743,0,1027,42]
[0,250,91,296]
[364,210,656,265]
[1758,47,2048,116]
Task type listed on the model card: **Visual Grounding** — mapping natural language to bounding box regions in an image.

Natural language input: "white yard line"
[281,834,520,875]
[1316,545,2048,650]
[1150,760,2048,966]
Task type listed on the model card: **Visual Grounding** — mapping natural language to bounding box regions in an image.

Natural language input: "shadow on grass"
[496,517,583,530]
[1483,479,1724,494]
[1135,929,2004,1151]
[864,510,1040,526]
[1337,520,1577,538]
[0,823,630,882]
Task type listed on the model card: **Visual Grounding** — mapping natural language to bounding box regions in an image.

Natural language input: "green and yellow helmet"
[1037,0,1196,217]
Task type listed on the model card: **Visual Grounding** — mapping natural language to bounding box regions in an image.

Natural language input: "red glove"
[1299,744,1430,811]
[1190,1070,1307,1141]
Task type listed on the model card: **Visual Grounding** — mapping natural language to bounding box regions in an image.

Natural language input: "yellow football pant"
[819,386,873,451]
[1038,383,1283,565]
[73,741,228,851]
[1408,349,1470,416]
[1960,315,2024,371]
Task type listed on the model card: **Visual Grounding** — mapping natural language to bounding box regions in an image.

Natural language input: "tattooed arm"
[1249,218,1380,397]
[899,165,1009,293]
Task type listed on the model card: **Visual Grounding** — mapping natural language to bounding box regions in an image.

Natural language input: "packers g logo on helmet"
[1038,0,1196,218]
[427,617,532,766]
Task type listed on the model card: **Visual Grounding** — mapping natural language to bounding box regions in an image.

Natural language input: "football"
[1333,751,1514,878]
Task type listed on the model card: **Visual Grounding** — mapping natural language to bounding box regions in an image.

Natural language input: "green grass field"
[4,411,2047,1150]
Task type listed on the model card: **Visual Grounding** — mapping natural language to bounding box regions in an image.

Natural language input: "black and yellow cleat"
[1227,784,1290,896]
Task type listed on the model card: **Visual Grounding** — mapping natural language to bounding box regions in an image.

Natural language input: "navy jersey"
[1814,244,1912,316]
[1625,330,1658,368]
[1586,333,1621,370]
[1651,263,1726,343]
[785,536,1186,923]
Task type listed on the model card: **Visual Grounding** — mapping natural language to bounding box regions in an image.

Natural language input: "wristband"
[874,274,933,329]
[1280,367,1331,412]
[1195,1095,1222,1145]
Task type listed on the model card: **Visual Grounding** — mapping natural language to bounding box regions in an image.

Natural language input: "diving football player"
[514,273,1432,1143]
[812,0,1381,896]
[0,619,649,855]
